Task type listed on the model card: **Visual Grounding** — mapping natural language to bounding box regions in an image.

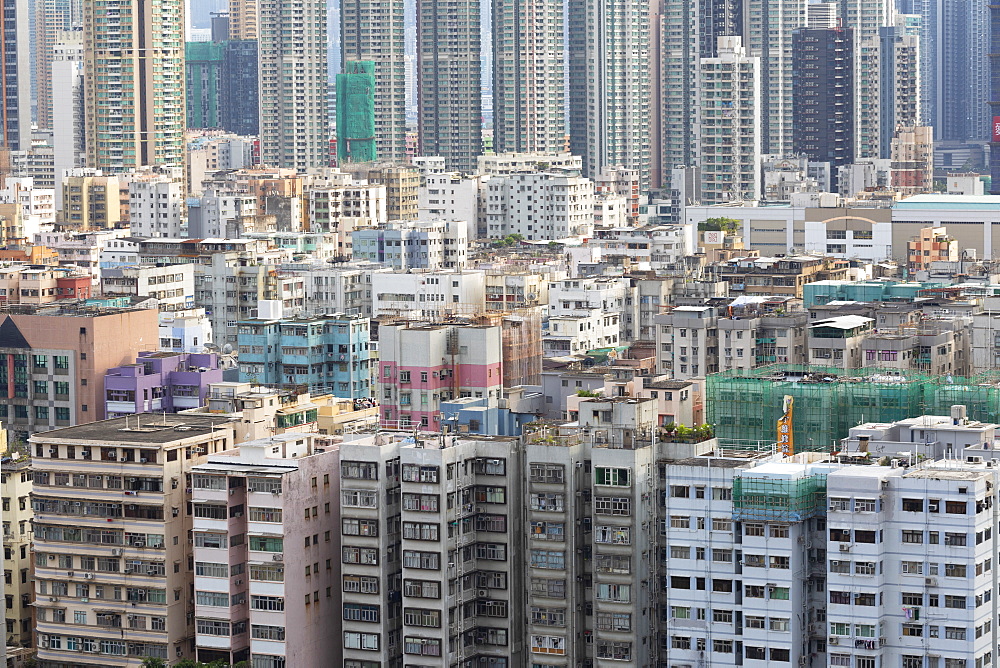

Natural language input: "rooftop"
[896,194,1000,210]
[29,413,232,444]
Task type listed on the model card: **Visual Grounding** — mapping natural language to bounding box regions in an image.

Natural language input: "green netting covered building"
[336,61,377,164]
[732,463,830,522]
[707,364,1000,450]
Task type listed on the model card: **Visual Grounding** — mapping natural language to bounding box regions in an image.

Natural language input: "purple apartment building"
[104,351,223,417]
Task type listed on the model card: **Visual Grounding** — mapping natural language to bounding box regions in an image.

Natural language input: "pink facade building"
[190,433,339,667]
[378,323,504,430]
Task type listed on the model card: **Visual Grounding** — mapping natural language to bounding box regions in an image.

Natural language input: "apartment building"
[0,304,159,436]
[418,172,485,241]
[378,322,504,430]
[483,172,595,241]
[336,432,525,666]
[190,433,338,666]
[61,172,122,231]
[371,270,487,318]
[29,414,238,665]
[2,456,34,648]
[104,352,223,417]
[99,264,195,312]
[351,220,469,270]
[236,312,372,399]
[128,169,186,238]
[280,261,391,318]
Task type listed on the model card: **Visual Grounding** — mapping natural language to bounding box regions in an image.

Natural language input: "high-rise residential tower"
[742,0,808,156]
[417,0,483,172]
[569,0,650,186]
[34,0,82,132]
[1,0,31,151]
[83,0,186,172]
[991,0,1000,193]
[699,36,761,204]
[258,0,329,169]
[878,20,921,159]
[793,26,855,190]
[655,0,742,188]
[228,0,257,39]
[491,0,565,154]
[341,0,407,161]
[838,0,896,158]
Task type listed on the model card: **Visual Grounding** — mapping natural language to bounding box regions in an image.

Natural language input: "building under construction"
[707,364,1000,451]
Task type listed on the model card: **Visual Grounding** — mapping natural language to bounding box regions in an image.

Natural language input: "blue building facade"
[236,314,371,398]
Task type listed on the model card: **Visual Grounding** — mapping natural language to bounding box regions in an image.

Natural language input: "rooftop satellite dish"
[222,343,233,355]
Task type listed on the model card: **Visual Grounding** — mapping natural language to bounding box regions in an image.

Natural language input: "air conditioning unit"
[829,637,839,645]
[192,447,205,454]
[112,549,123,556]
[229,489,236,495]
[234,579,243,585]
[124,567,133,574]
[147,569,157,575]
[80,597,89,602]
[67,571,74,577]
[272,554,284,561]
[925,577,938,587]
[839,544,851,552]
[48,596,57,602]
[476,506,486,513]
[134,541,145,548]
[84,573,94,580]
[477,589,489,597]
[120,457,128,462]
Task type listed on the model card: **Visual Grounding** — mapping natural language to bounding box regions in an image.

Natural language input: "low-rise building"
[104,352,224,417]
[351,219,469,270]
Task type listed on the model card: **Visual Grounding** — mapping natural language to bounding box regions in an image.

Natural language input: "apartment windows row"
[669,516,731,531]
[37,636,167,658]
[37,608,165,629]
[668,484,732,500]
[671,636,788,660]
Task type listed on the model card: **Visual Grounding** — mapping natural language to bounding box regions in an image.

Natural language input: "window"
[404,636,441,656]
[343,632,379,651]
[195,562,228,578]
[595,583,630,603]
[251,595,285,611]
[341,461,378,480]
[594,496,631,515]
[530,578,565,599]
[248,507,282,523]
[945,595,967,609]
[713,639,733,653]
[670,485,689,498]
[341,519,379,537]
[529,493,564,511]
[402,493,439,512]
[402,522,439,541]
[744,523,764,536]
[402,550,439,570]
[530,635,565,655]
[343,604,381,623]
[594,526,629,544]
[341,490,378,508]
[854,498,877,512]
[341,547,378,566]
[902,530,923,544]
[596,467,631,486]
[196,619,231,636]
[945,563,967,578]
[596,640,632,661]
[403,579,439,598]
[945,501,967,514]
[530,521,563,540]
[403,607,440,627]
[401,464,439,483]
[530,550,565,570]
[196,591,229,607]
[529,463,564,484]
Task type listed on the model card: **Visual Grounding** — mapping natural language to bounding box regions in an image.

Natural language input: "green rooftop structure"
[336,61,377,164]
[732,463,830,522]
[707,364,1000,450]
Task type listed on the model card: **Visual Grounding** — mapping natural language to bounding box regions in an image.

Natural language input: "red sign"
[993,116,1000,142]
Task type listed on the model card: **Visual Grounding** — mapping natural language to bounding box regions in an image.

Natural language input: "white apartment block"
[351,220,469,270]
[281,261,391,317]
[187,191,258,239]
[484,172,595,241]
[0,177,57,234]
[188,136,256,196]
[129,171,187,238]
[190,434,338,666]
[477,152,583,176]
[545,277,631,355]
[544,311,622,357]
[418,172,485,241]
[371,269,487,318]
[699,37,762,205]
[29,415,238,666]
[159,308,215,353]
[306,183,388,254]
[100,264,195,312]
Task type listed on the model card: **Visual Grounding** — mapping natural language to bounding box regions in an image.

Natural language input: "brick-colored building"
[0,304,159,439]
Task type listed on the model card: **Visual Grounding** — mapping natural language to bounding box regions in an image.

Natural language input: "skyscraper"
[220,40,260,136]
[569,0,650,185]
[228,0,257,39]
[743,0,808,156]
[83,0,186,172]
[341,0,408,161]
[417,0,483,171]
[34,0,82,132]
[793,27,855,191]
[878,21,921,159]
[991,0,1000,193]
[839,0,895,159]
[491,0,566,154]
[258,0,329,169]
[1,0,31,151]
[699,36,761,204]
[654,0,742,187]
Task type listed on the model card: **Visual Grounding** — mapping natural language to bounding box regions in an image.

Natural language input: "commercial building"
[190,433,338,665]
[83,0,186,172]
[416,0,482,172]
[0,304,159,437]
[236,312,372,398]
[258,0,329,169]
[29,414,238,666]
[699,37,762,204]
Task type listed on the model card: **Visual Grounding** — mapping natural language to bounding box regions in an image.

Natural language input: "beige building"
[61,172,122,230]
[29,414,238,665]
[907,226,958,272]
[2,453,33,649]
